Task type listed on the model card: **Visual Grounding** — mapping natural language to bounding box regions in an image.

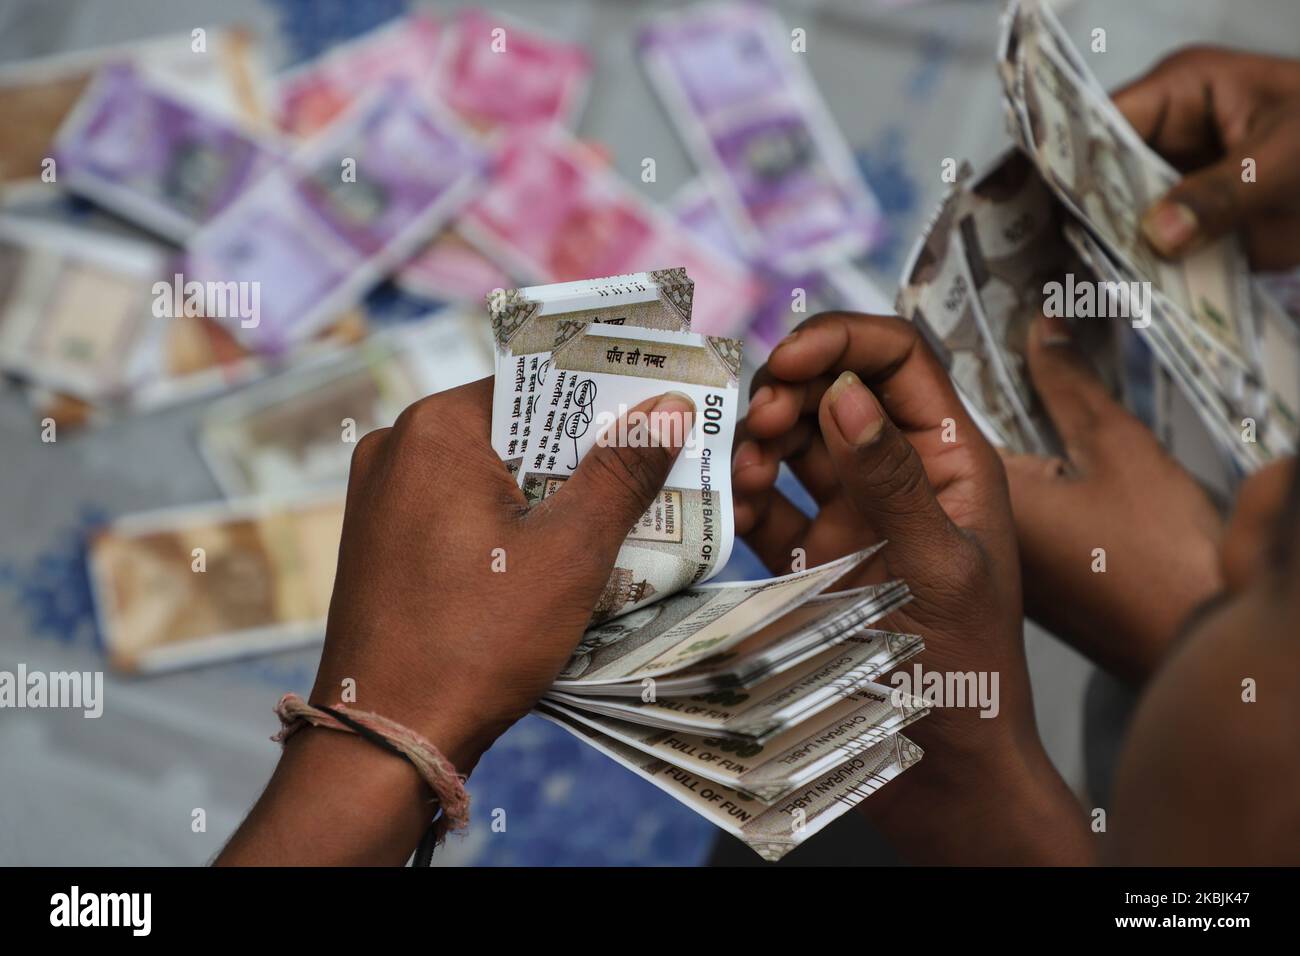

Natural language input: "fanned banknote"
[897,160,1047,452]
[900,0,1298,470]
[547,626,924,742]
[541,707,922,862]
[542,679,927,802]
[1064,221,1292,469]
[898,151,1117,454]
[1005,1,1258,375]
[994,0,1296,465]
[650,581,913,695]
[554,545,887,690]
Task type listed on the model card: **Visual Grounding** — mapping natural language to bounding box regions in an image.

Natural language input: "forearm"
[217,725,458,866]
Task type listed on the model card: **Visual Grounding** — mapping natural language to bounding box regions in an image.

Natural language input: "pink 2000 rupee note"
[435,8,591,135]
[460,128,761,335]
[184,80,488,353]
[276,13,445,138]
[277,10,590,139]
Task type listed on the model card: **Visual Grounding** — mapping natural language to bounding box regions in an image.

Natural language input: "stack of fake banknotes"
[486,267,927,861]
[87,266,931,862]
[897,0,1298,476]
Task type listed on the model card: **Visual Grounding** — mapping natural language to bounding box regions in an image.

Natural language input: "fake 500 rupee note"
[541,705,923,862]
[553,545,886,691]
[518,322,742,624]
[488,269,695,477]
[549,626,924,742]
[541,679,927,802]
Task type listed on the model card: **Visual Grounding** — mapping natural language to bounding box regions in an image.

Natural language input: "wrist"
[218,724,434,865]
[306,671,509,776]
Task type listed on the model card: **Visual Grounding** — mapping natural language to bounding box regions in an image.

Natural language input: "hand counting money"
[473,272,926,858]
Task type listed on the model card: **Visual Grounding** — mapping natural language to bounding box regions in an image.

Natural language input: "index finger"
[750,312,978,439]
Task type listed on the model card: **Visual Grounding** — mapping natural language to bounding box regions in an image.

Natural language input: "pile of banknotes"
[19,4,895,679]
[0,4,894,431]
[897,0,1298,475]
[15,0,1300,859]
[488,267,927,861]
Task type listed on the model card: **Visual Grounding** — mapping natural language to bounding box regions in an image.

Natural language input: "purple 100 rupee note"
[53,63,282,242]
[639,3,886,274]
[183,79,488,354]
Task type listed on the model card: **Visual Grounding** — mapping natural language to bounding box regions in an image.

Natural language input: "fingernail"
[1036,313,1073,347]
[749,385,774,410]
[732,439,761,476]
[1140,200,1198,254]
[828,370,883,446]
[653,390,695,414]
[651,391,695,449]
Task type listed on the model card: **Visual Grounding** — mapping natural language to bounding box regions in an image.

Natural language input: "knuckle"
[392,393,463,455]
[1157,44,1214,74]
[860,429,927,503]
[394,394,440,434]
[349,427,389,475]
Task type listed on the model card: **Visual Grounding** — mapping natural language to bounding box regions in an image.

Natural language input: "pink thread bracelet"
[273,692,470,862]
